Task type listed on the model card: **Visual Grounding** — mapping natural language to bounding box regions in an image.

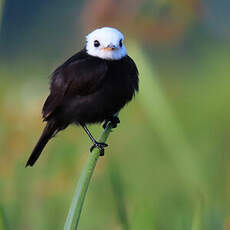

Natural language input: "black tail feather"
[26,121,57,167]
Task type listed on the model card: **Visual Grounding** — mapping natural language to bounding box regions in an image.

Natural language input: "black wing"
[42,51,108,120]
[126,55,139,92]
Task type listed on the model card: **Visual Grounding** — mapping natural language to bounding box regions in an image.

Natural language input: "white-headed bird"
[26,27,139,167]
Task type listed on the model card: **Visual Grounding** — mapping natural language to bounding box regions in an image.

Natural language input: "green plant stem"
[129,41,204,190]
[64,123,113,230]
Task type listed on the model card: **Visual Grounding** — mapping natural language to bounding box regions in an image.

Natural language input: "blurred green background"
[1,0,230,229]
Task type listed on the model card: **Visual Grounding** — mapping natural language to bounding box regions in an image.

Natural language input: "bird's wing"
[42,52,108,120]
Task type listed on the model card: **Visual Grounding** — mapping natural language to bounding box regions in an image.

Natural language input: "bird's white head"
[86,27,127,60]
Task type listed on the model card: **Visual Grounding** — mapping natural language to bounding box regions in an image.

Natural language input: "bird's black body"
[44,49,138,125]
[26,49,139,167]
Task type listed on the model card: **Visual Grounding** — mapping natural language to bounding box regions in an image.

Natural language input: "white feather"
[86,27,127,60]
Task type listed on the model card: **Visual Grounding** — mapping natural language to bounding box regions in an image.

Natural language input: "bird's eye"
[119,39,123,47]
[94,40,100,47]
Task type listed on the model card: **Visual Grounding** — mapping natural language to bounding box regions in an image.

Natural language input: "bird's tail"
[26,121,57,167]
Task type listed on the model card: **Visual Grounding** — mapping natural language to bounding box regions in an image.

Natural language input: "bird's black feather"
[26,121,57,167]
[26,49,139,166]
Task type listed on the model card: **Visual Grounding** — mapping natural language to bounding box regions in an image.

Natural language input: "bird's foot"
[90,142,108,156]
[103,116,120,129]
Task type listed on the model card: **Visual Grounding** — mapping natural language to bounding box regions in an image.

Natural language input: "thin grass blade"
[64,123,113,230]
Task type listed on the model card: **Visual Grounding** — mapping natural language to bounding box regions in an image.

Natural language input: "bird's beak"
[103,44,118,51]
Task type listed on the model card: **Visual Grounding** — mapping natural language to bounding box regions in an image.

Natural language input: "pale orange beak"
[103,47,114,51]
[102,44,118,51]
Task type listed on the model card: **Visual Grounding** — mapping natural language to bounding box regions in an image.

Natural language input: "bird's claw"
[103,116,120,129]
[90,142,108,156]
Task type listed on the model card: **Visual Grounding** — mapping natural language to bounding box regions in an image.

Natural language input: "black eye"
[119,39,123,47]
[94,40,100,47]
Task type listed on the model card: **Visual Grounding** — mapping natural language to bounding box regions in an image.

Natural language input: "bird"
[26,27,139,167]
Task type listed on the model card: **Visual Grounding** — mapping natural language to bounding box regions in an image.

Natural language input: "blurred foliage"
[0,0,230,229]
